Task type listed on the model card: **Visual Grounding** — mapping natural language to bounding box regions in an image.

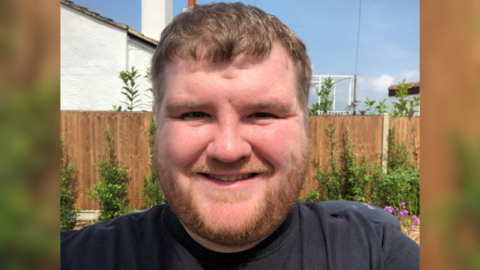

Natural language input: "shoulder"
[298,201,401,235]
[61,204,169,269]
[297,202,419,269]
[61,204,166,243]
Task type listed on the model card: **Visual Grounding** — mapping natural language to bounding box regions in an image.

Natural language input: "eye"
[249,112,277,118]
[182,112,209,119]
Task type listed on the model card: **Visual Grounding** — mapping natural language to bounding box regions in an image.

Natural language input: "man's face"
[155,43,309,247]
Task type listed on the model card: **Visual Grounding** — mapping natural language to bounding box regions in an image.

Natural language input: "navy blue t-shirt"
[61,202,419,269]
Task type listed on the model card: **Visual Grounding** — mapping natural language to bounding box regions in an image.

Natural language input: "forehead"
[161,43,297,105]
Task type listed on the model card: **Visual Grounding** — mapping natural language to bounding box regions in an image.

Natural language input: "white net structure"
[311,75,354,115]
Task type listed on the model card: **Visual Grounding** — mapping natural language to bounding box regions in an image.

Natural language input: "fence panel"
[389,117,421,169]
[61,111,420,209]
[61,111,153,210]
[301,115,384,199]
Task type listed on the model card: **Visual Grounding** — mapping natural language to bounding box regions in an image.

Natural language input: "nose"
[206,119,252,163]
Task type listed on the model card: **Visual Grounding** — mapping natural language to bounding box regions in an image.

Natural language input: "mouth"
[199,173,259,182]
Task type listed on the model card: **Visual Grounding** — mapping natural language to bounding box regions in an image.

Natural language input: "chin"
[195,192,267,234]
[155,147,309,247]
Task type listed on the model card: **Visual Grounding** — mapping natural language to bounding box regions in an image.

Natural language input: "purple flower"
[384,206,394,213]
[395,208,399,213]
[403,210,409,216]
[410,225,415,228]
[401,202,405,207]
[414,219,419,224]
[399,212,404,218]
[413,215,417,220]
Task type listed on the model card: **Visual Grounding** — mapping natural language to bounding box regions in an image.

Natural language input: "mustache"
[185,157,274,176]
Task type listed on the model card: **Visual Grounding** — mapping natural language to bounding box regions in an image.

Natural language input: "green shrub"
[316,123,343,201]
[60,139,80,231]
[310,76,334,115]
[387,125,411,171]
[390,79,420,117]
[374,167,420,216]
[119,67,142,111]
[312,122,419,211]
[297,189,320,203]
[139,119,165,208]
[85,129,130,222]
[341,128,375,203]
[364,98,389,115]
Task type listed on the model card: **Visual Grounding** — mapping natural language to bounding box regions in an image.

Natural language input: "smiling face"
[155,43,309,251]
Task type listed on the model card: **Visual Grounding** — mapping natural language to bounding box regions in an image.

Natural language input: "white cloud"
[400,70,419,82]
[372,74,394,92]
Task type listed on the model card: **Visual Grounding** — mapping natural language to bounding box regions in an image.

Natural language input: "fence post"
[381,113,389,173]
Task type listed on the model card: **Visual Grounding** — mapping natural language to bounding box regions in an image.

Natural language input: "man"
[61,3,419,269]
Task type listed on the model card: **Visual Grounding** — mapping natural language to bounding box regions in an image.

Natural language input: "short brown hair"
[151,2,312,116]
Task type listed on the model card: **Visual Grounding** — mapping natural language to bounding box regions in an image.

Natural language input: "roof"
[61,0,158,46]
[388,82,420,97]
[388,82,420,91]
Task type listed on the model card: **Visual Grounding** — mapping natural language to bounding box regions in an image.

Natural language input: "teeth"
[206,173,254,181]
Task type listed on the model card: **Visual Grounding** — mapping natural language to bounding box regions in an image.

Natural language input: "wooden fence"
[60,111,420,209]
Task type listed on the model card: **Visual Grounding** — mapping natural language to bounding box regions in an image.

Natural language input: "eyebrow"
[165,101,215,114]
[244,102,292,114]
[164,101,292,114]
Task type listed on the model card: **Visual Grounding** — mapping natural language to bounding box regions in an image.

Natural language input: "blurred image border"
[1,0,479,269]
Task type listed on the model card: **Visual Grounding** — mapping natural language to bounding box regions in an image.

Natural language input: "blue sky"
[70,0,419,111]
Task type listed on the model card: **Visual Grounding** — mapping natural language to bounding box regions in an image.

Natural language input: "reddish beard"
[154,147,309,247]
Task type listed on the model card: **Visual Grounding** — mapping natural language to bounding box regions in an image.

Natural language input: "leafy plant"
[85,129,130,222]
[309,103,320,115]
[311,122,419,211]
[144,67,154,108]
[378,167,420,216]
[364,98,389,115]
[372,127,420,212]
[60,139,80,231]
[316,123,343,200]
[310,77,335,115]
[112,104,122,112]
[138,118,165,208]
[119,67,142,111]
[341,128,373,202]
[317,77,335,114]
[384,203,420,235]
[390,79,420,117]
[297,189,320,203]
[387,125,411,171]
[411,125,420,170]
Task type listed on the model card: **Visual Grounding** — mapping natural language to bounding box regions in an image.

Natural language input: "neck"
[181,223,265,253]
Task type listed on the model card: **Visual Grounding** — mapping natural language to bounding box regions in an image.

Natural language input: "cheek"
[247,122,305,170]
[157,122,212,167]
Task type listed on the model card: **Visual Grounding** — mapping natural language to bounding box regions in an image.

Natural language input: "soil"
[404,218,420,246]
[73,220,94,230]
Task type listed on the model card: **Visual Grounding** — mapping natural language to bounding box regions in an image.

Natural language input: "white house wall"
[61,5,128,111]
[127,38,156,111]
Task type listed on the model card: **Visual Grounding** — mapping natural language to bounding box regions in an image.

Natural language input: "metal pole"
[348,77,352,113]
[333,81,336,111]
[353,75,357,115]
